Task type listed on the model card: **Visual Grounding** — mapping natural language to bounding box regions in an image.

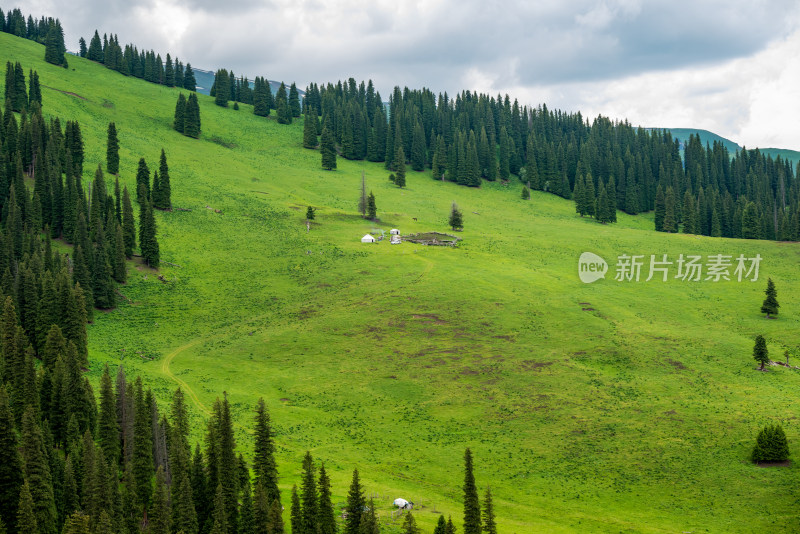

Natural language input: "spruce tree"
[752,424,789,462]
[16,481,38,534]
[449,202,463,231]
[300,452,318,534]
[753,335,769,371]
[44,19,68,67]
[317,464,336,534]
[394,145,406,188]
[306,206,315,221]
[401,511,419,534]
[760,278,779,318]
[482,487,497,534]
[290,485,302,534]
[21,406,57,534]
[184,63,197,91]
[303,107,319,148]
[411,122,426,171]
[366,192,377,220]
[253,398,280,506]
[150,466,172,534]
[289,82,301,117]
[463,448,480,534]
[184,93,201,138]
[97,364,119,464]
[174,94,187,133]
[276,82,291,124]
[0,386,23,534]
[358,171,368,217]
[344,468,364,534]
[121,186,135,258]
[139,200,160,268]
[155,149,171,210]
[106,122,119,174]
[522,185,530,200]
[135,158,150,204]
[663,187,677,233]
[654,185,665,231]
[214,69,230,107]
[321,127,337,170]
[433,515,446,534]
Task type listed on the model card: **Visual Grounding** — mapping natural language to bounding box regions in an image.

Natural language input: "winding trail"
[160,339,211,416]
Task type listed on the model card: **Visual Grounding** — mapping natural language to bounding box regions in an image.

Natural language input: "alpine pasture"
[2,31,800,533]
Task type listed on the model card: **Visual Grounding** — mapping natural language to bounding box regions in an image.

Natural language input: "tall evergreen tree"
[184,93,201,138]
[394,145,406,187]
[276,82,291,124]
[761,278,779,318]
[139,200,160,268]
[317,464,336,534]
[174,94,187,134]
[401,511,419,534]
[321,127,337,170]
[183,63,197,91]
[106,122,119,175]
[753,334,769,371]
[135,158,150,204]
[303,106,319,149]
[253,398,280,506]
[290,485,302,534]
[289,83,301,118]
[463,448,481,534]
[214,69,230,107]
[0,386,23,534]
[481,487,497,534]
[44,19,68,67]
[663,187,677,233]
[300,452,318,534]
[449,202,463,231]
[344,469,364,534]
[21,406,58,534]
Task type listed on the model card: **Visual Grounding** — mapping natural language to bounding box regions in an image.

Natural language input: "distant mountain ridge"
[192,67,304,99]
[655,127,800,165]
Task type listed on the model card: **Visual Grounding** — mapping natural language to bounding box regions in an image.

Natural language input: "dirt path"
[160,339,211,416]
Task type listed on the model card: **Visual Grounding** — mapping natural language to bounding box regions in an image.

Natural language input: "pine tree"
[133,378,154,508]
[276,82,291,124]
[306,206,315,221]
[760,278,779,318]
[366,192,377,220]
[752,424,789,462]
[214,69,230,107]
[300,452,318,534]
[240,478,256,534]
[269,498,285,534]
[174,94,187,133]
[61,511,90,534]
[445,516,456,534]
[97,364,119,464]
[44,19,68,67]
[184,63,197,91]
[184,93,201,138]
[606,175,617,223]
[290,485,302,534]
[321,127,337,170]
[402,511,419,534]
[433,515,447,534]
[463,448,480,534]
[317,464,336,534]
[449,202,463,231]
[252,398,280,506]
[411,122,426,171]
[742,201,761,239]
[135,158,150,204]
[0,386,23,534]
[753,334,769,371]
[289,83,301,117]
[663,187,677,233]
[574,175,586,216]
[595,180,610,223]
[21,406,57,534]
[210,484,229,534]
[113,223,127,283]
[92,225,116,309]
[394,145,406,187]
[344,468,364,534]
[106,122,119,174]
[121,186,136,258]
[481,487,497,534]
[150,466,172,534]
[154,149,171,210]
[139,200,160,268]
[303,107,319,148]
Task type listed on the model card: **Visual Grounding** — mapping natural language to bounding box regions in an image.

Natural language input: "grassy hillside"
[4,33,800,533]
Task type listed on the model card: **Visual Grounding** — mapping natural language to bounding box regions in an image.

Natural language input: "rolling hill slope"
[663,128,800,165]
[4,32,800,533]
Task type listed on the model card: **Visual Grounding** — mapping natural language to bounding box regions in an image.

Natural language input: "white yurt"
[393,498,411,509]
[390,229,401,235]
[361,234,376,243]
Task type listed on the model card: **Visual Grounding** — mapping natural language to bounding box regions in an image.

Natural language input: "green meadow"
[3,32,800,533]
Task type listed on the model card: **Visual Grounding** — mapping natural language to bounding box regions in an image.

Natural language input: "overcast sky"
[24,0,800,150]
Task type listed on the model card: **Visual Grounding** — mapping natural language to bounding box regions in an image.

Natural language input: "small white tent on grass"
[361,234,376,243]
[393,498,413,510]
